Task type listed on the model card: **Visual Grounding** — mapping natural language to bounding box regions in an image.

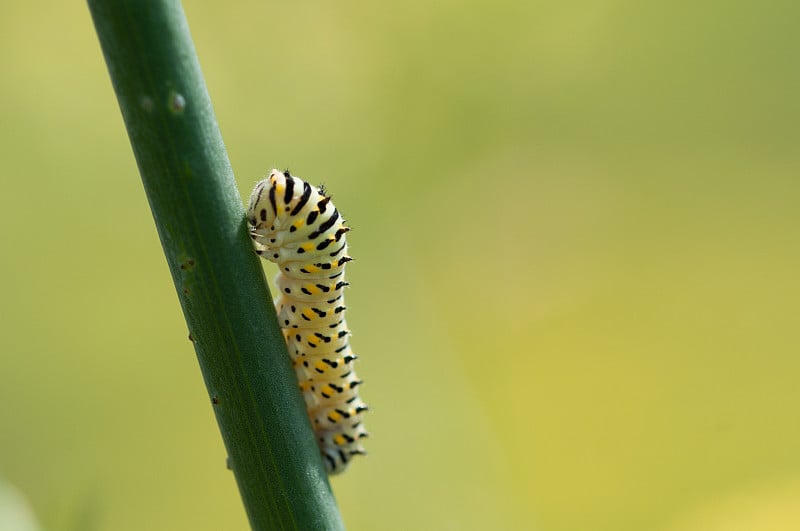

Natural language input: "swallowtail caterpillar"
[247,169,368,474]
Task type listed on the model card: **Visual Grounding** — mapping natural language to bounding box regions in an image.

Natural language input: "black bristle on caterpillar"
[247,169,367,475]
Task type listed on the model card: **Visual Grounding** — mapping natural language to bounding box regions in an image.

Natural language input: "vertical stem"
[87,1,345,529]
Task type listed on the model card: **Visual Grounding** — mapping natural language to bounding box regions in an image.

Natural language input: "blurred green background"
[1,0,799,530]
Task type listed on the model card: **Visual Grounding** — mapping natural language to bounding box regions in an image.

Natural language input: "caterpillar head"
[247,169,290,229]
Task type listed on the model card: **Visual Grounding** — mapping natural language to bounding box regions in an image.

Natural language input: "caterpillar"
[247,169,368,475]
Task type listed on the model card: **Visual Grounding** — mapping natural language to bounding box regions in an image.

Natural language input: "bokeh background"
[2,0,799,530]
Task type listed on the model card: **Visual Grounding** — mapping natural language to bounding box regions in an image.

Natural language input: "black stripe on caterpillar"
[247,169,368,475]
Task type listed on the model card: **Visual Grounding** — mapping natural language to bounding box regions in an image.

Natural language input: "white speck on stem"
[169,92,186,114]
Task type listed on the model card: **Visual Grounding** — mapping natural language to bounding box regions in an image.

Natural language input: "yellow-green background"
[1,1,799,530]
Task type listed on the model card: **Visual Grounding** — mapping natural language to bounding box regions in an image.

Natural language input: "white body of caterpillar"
[247,169,367,474]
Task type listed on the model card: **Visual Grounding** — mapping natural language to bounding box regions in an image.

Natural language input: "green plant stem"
[87,1,344,529]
